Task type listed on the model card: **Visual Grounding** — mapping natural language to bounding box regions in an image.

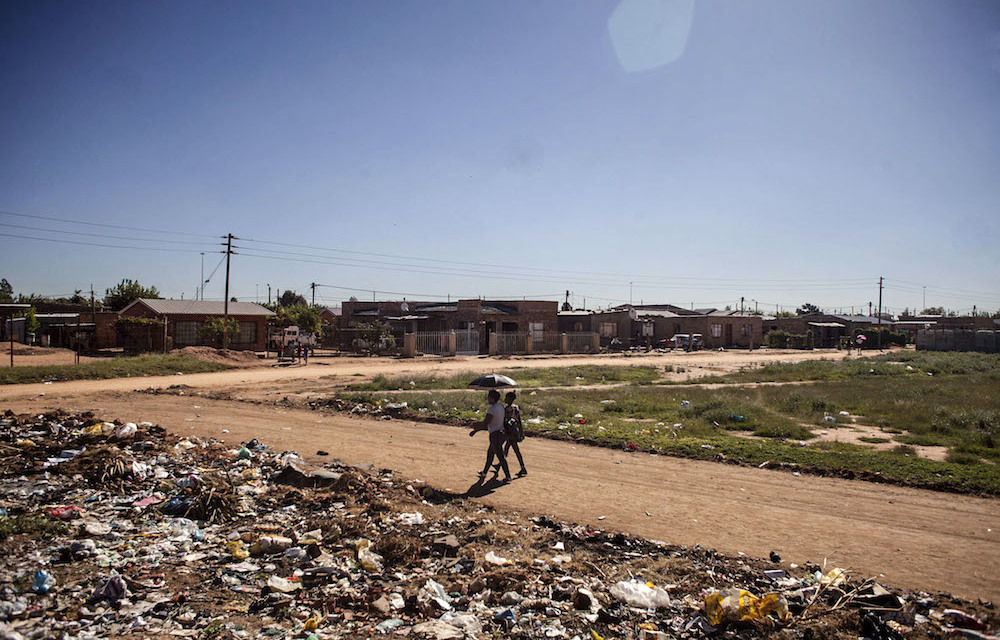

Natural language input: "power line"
[0,232,221,253]
[0,221,220,248]
[0,209,218,239]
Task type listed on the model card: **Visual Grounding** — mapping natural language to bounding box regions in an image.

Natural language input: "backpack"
[505,405,524,442]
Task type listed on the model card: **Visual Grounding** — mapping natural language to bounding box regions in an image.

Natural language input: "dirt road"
[8,388,997,602]
[0,348,852,401]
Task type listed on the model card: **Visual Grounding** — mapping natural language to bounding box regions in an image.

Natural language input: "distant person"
[502,391,527,476]
[855,335,864,355]
[469,389,512,483]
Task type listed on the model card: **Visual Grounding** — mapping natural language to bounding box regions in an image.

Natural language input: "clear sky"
[2,0,998,314]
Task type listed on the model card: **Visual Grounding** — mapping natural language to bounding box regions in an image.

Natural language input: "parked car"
[671,333,704,350]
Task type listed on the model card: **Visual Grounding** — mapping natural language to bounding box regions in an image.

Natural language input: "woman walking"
[469,389,512,483]
[503,391,527,477]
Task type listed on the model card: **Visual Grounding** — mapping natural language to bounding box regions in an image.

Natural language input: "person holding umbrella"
[855,334,866,355]
[469,389,512,483]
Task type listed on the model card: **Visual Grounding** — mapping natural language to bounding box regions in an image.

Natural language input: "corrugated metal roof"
[125,299,274,316]
[808,322,846,328]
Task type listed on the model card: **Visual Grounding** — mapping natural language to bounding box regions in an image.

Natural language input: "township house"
[340,299,559,354]
[566,305,764,349]
[119,299,274,351]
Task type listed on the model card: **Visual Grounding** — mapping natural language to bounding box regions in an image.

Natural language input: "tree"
[0,278,12,303]
[921,307,944,316]
[274,304,321,336]
[348,296,359,303]
[104,279,160,311]
[796,303,820,316]
[197,317,239,349]
[278,290,307,308]
[355,320,393,355]
[24,308,40,343]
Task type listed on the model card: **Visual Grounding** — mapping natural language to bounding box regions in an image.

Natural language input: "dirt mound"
[172,346,263,366]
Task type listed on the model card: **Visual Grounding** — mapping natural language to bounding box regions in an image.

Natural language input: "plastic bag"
[356,538,384,572]
[704,588,790,626]
[610,580,671,609]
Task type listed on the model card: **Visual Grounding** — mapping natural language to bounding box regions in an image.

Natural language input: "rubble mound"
[0,409,996,639]
[172,346,263,366]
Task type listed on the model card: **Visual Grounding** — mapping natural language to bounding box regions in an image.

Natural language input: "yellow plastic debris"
[705,588,790,626]
[302,615,322,632]
[227,540,248,560]
[820,567,847,587]
[590,630,604,640]
[14,439,36,448]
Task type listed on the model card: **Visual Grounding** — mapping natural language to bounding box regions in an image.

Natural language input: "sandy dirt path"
[8,390,997,602]
[0,348,853,401]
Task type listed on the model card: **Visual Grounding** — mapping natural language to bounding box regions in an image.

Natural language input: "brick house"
[119,299,274,351]
[340,299,558,354]
[622,305,763,349]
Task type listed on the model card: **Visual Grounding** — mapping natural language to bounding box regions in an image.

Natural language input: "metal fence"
[415,332,450,355]
[566,332,597,353]
[496,332,528,355]
[456,329,479,355]
[531,332,562,353]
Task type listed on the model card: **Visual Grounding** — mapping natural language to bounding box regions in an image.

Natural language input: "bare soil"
[6,389,997,602]
[1,343,98,366]
[2,348,996,602]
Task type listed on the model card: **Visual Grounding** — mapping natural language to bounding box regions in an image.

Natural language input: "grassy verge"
[0,354,231,385]
[336,361,1000,494]
[341,364,662,391]
[690,351,1000,384]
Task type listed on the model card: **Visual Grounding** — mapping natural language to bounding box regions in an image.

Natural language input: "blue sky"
[2,0,998,314]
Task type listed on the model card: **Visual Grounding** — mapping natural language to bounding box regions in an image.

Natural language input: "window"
[641,323,654,337]
[529,322,544,344]
[175,321,199,345]
[741,324,751,337]
[710,323,722,338]
[237,322,257,344]
[600,322,617,337]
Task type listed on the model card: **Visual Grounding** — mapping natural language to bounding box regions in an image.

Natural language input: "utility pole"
[629,282,633,306]
[740,296,744,314]
[200,253,205,301]
[267,284,271,306]
[876,276,883,350]
[922,285,926,312]
[90,285,95,322]
[311,282,316,307]
[869,301,872,317]
[223,234,235,349]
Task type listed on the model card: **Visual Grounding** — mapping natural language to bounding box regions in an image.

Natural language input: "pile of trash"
[1,409,996,640]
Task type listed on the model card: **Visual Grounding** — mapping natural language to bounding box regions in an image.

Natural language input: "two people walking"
[470,389,527,483]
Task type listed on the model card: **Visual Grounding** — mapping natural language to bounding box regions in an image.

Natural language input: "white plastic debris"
[610,580,672,609]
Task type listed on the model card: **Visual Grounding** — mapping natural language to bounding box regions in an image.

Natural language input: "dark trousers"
[483,430,510,478]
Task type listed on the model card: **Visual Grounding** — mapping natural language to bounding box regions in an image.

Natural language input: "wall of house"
[120,305,268,351]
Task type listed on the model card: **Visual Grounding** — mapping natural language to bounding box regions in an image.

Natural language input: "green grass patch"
[339,362,1000,493]
[0,514,69,542]
[691,351,1000,384]
[858,436,891,444]
[0,354,231,385]
[341,365,662,391]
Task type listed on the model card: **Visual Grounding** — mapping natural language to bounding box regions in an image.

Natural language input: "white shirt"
[486,402,506,433]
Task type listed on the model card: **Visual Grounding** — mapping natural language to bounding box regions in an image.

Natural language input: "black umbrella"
[468,373,518,390]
